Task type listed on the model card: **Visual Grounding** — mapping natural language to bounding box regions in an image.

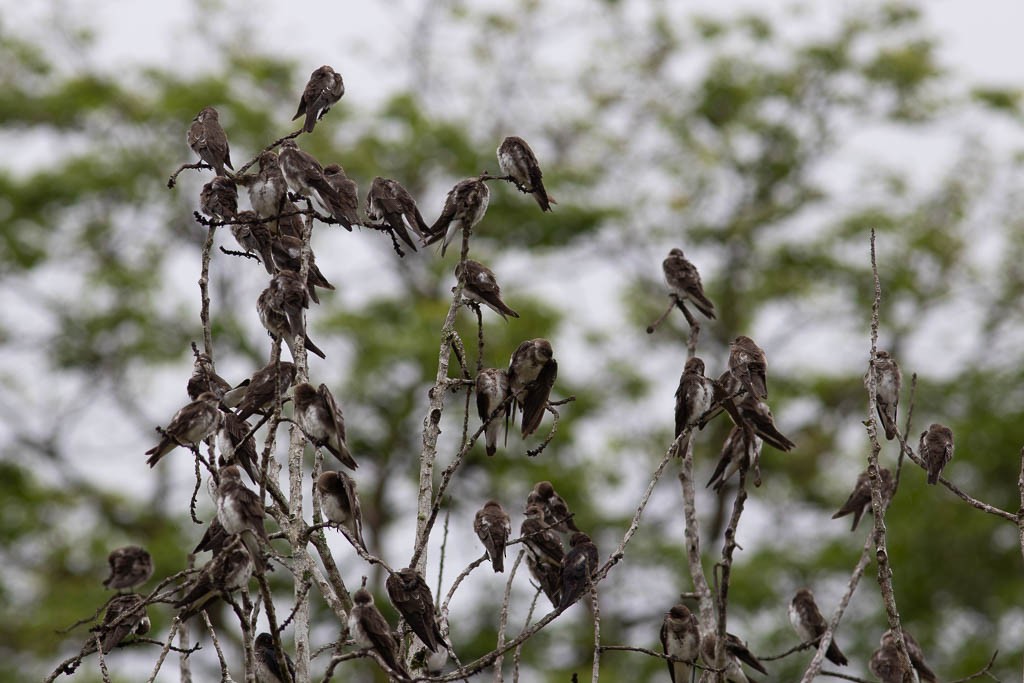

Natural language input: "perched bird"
[193,516,230,555]
[230,210,275,274]
[292,65,345,134]
[99,594,150,654]
[348,587,409,680]
[270,269,312,338]
[217,412,259,483]
[706,425,761,493]
[919,423,954,485]
[881,629,937,683]
[869,641,908,683]
[232,360,296,420]
[246,152,289,228]
[865,350,902,441]
[729,335,768,400]
[475,368,510,456]
[386,568,445,654]
[277,139,345,220]
[270,234,335,304]
[275,199,305,239]
[426,177,490,256]
[322,164,359,231]
[199,176,238,221]
[145,392,222,467]
[365,176,430,250]
[293,383,357,469]
[831,467,895,532]
[735,394,796,452]
[520,504,564,607]
[497,135,554,211]
[660,604,701,683]
[254,632,296,683]
[102,546,153,591]
[187,106,233,176]
[187,352,232,402]
[530,481,579,533]
[508,338,558,439]
[558,532,599,611]
[674,356,715,452]
[662,248,716,320]
[257,286,326,360]
[173,545,253,621]
[217,465,270,572]
[456,259,519,320]
[700,632,767,683]
[473,500,511,573]
[316,470,364,549]
[788,588,848,666]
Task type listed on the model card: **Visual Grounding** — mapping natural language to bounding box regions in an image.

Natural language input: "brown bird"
[831,467,894,531]
[348,587,409,680]
[474,500,511,573]
[193,516,230,555]
[365,176,430,250]
[174,544,253,621]
[520,504,564,606]
[199,175,237,221]
[293,65,344,134]
[706,425,761,493]
[386,568,445,654]
[257,285,326,360]
[316,470,364,549]
[662,248,716,320]
[230,210,276,274]
[919,423,954,484]
[674,356,715,453]
[476,368,510,456]
[788,588,848,666]
[98,594,150,654]
[246,151,288,230]
[558,532,599,611]
[700,632,767,683]
[869,641,908,683]
[102,546,153,591]
[217,411,259,483]
[145,392,221,467]
[865,350,902,441]
[293,383,357,470]
[735,394,796,452]
[187,352,232,402]
[456,259,519,320]
[530,481,579,533]
[270,234,335,304]
[660,604,701,683]
[231,360,296,420]
[322,163,359,231]
[217,465,270,572]
[508,338,558,439]
[278,139,345,220]
[881,629,937,683]
[497,135,554,211]
[729,335,768,399]
[187,106,233,176]
[426,177,490,256]
[254,631,296,683]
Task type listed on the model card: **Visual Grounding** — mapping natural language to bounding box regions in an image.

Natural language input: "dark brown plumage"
[386,568,445,654]
[474,500,511,573]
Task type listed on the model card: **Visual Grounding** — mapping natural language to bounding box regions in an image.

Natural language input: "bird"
[788,588,848,666]
[187,352,232,402]
[246,151,289,229]
[831,467,894,531]
[275,199,305,239]
[98,594,150,654]
[869,641,908,683]
[231,360,296,420]
[662,248,716,320]
[865,350,901,441]
[102,545,153,591]
[321,164,359,231]
[728,335,768,400]
[426,177,490,256]
[558,531,599,611]
[277,139,345,220]
[292,65,344,134]
[217,465,271,572]
[660,603,701,683]
[257,285,326,360]
[881,629,937,683]
[145,392,222,467]
[270,234,335,304]
[173,544,253,621]
[700,632,767,683]
[254,632,296,683]
[473,500,511,573]
[193,516,230,555]
[386,568,445,654]
[497,135,554,211]
[230,210,276,274]
[217,411,259,483]
[674,356,715,452]
[365,176,430,250]
[734,394,796,452]
[476,368,510,456]
[316,470,365,549]
[187,106,233,176]
[520,504,564,606]
[292,382,357,469]
[706,425,761,493]
[270,269,313,338]
[199,176,237,221]
[456,259,519,320]
[919,423,954,485]
[530,481,579,533]
[508,338,558,438]
[348,586,410,680]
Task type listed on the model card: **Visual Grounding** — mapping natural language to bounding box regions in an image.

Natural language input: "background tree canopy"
[2,0,1023,680]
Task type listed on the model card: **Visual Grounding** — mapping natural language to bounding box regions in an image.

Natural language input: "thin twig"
[201,611,235,682]
[590,585,601,683]
[512,587,542,683]
[493,550,524,682]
